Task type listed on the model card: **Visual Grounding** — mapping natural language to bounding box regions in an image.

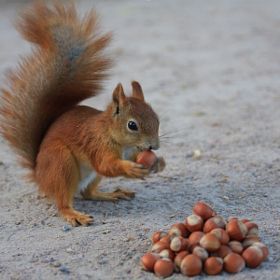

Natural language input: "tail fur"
[0,1,112,179]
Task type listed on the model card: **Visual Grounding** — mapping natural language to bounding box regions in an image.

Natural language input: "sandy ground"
[0,0,280,279]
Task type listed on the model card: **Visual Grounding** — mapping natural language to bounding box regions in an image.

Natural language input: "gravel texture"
[0,0,279,279]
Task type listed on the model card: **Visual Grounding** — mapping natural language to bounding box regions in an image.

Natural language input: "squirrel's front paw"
[123,161,149,179]
[151,157,166,173]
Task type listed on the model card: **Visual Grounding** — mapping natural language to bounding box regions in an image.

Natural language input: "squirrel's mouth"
[137,145,152,152]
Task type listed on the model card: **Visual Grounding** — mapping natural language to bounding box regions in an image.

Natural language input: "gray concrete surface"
[0,0,279,279]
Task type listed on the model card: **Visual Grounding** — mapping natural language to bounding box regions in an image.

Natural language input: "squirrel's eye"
[127,120,138,131]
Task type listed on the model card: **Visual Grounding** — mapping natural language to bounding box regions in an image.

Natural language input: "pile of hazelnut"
[140,201,269,278]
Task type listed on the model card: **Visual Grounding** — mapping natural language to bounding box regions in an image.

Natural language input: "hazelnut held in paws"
[0,1,165,226]
[136,150,157,169]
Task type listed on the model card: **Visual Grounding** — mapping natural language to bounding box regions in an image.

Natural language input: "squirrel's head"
[107,81,160,151]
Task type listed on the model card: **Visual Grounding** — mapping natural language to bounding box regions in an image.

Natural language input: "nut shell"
[210,228,230,245]
[224,253,245,273]
[242,236,260,248]
[245,222,259,236]
[188,231,205,249]
[185,214,203,232]
[170,237,188,252]
[159,249,175,261]
[151,241,169,253]
[253,242,269,261]
[193,201,216,220]
[180,254,202,276]
[214,245,232,258]
[242,246,263,268]
[203,216,226,233]
[192,246,209,261]
[160,235,171,245]
[174,251,189,271]
[154,258,174,278]
[199,233,221,252]
[151,231,167,244]
[226,220,248,241]
[228,217,238,222]
[204,257,223,275]
[136,150,157,169]
[244,221,258,230]
[140,253,159,271]
[168,223,188,238]
[228,241,243,254]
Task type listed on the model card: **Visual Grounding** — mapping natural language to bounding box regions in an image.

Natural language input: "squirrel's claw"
[113,188,136,200]
[60,209,93,227]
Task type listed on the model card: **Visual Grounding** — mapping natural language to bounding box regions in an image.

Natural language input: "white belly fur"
[78,165,97,193]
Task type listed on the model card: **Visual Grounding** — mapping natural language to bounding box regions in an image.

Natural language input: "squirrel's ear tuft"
[131,81,145,101]
[112,83,126,108]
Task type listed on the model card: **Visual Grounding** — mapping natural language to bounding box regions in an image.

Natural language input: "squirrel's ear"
[112,83,126,109]
[131,81,145,101]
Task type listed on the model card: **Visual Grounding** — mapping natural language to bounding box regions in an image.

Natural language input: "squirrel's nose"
[149,141,159,150]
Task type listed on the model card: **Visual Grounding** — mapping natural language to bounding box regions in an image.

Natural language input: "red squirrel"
[0,2,165,226]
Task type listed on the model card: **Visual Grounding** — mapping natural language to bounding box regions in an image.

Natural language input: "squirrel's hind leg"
[81,176,135,201]
[36,140,93,226]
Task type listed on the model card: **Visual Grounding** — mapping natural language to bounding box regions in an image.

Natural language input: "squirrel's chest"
[121,146,138,161]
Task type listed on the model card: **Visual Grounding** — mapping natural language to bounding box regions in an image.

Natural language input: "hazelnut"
[242,236,261,248]
[180,254,202,276]
[170,236,189,252]
[140,253,160,272]
[203,216,226,233]
[253,242,269,261]
[151,231,167,244]
[151,241,169,253]
[199,233,221,252]
[245,222,259,236]
[213,245,232,258]
[192,246,209,261]
[210,228,230,245]
[154,258,174,278]
[193,201,216,220]
[168,223,188,238]
[226,219,248,241]
[242,246,263,268]
[228,241,243,254]
[224,253,245,273]
[204,257,223,275]
[228,217,238,222]
[188,231,205,249]
[159,249,175,261]
[174,251,189,271]
[160,235,171,245]
[136,150,157,169]
[185,214,203,232]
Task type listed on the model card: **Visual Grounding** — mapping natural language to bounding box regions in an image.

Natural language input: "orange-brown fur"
[0,1,165,226]
[0,1,112,178]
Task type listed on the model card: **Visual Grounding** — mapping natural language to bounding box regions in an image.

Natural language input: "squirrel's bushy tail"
[0,1,112,179]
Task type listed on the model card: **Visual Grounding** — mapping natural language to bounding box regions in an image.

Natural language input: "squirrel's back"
[0,2,112,180]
